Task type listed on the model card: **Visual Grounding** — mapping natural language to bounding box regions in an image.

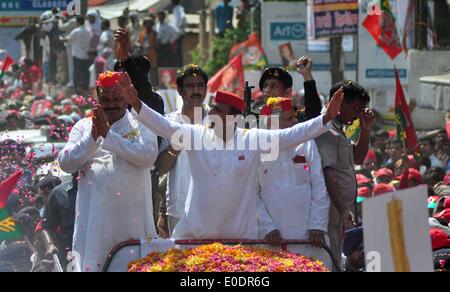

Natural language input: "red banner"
[208,55,245,97]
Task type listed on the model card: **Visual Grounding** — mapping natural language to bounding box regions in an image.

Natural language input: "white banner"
[363,185,433,272]
[357,0,409,87]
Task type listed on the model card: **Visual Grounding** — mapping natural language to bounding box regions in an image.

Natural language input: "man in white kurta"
[121,73,343,240]
[59,72,158,272]
[256,97,331,267]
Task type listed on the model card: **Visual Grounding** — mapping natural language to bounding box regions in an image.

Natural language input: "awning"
[89,0,170,19]
[418,74,450,112]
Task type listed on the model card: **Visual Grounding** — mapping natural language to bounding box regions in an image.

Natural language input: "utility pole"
[415,0,428,50]
[81,0,88,16]
[330,35,344,85]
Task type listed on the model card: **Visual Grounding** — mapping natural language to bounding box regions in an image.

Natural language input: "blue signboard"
[366,69,407,79]
[270,22,306,41]
[0,0,69,11]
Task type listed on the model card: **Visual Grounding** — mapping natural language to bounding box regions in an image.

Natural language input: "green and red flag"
[345,118,361,143]
[0,171,24,241]
[229,32,268,69]
[362,0,403,60]
[394,67,417,150]
[0,53,14,80]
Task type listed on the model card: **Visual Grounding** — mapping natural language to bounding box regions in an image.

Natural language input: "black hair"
[376,129,389,139]
[229,106,243,116]
[387,139,403,147]
[158,11,167,20]
[101,19,110,30]
[421,137,436,148]
[76,16,85,25]
[37,175,61,191]
[424,167,446,183]
[176,64,209,91]
[329,80,370,103]
[118,16,128,26]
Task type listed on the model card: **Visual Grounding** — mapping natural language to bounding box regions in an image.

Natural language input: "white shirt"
[133,103,330,240]
[58,112,158,272]
[155,22,179,45]
[157,89,183,114]
[67,25,91,60]
[257,140,330,240]
[97,30,115,53]
[162,106,209,219]
[172,4,186,35]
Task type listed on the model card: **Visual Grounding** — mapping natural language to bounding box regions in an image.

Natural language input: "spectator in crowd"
[215,0,234,35]
[343,227,365,272]
[66,16,91,95]
[420,137,443,168]
[155,11,178,68]
[86,11,102,54]
[138,19,158,83]
[129,12,141,52]
[41,175,78,270]
[385,139,404,172]
[171,0,186,66]
[97,19,115,54]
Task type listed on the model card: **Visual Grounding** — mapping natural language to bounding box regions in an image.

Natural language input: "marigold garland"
[128,243,328,272]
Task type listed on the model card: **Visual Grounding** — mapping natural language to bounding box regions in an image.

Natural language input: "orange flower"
[96,71,122,88]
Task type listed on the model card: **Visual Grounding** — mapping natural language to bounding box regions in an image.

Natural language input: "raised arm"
[58,119,100,174]
[258,87,344,152]
[119,72,195,150]
[296,56,322,120]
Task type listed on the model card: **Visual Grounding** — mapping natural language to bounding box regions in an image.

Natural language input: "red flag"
[1,54,14,73]
[394,67,417,149]
[362,1,402,60]
[229,32,268,68]
[208,55,245,97]
[0,171,23,209]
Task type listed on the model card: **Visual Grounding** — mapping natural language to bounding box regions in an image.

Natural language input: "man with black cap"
[343,227,365,272]
[114,29,164,116]
[120,71,344,240]
[255,56,322,123]
[115,29,165,226]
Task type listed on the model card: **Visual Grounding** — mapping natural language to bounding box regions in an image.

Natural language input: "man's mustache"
[191,94,202,99]
[103,107,120,112]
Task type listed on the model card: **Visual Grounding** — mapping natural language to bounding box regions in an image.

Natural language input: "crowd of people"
[0,5,449,273]
[23,0,190,99]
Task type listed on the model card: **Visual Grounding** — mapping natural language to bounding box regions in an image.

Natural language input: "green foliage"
[191,28,248,77]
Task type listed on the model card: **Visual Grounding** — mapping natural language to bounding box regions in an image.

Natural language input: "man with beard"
[58,71,158,272]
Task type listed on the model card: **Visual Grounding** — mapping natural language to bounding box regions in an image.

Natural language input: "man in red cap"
[434,209,450,225]
[373,183,395,196]
[430,228,450,251]
[375,168,394,185]
[399,168,423,190]
[58,71,159,272]
[256,97,331,268]
[445,173,450,186]
[121,72,343,240]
